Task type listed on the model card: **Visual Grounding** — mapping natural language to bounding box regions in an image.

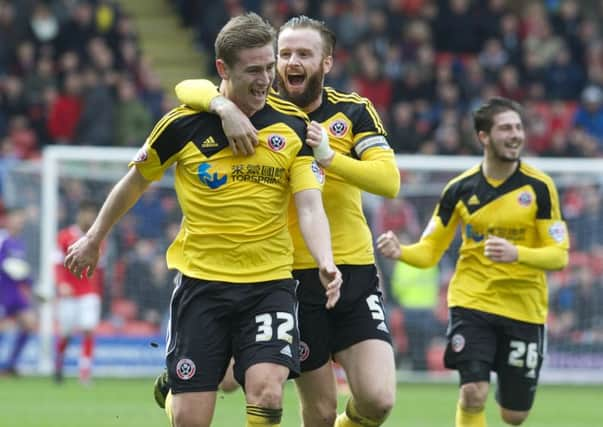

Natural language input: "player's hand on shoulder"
[64,235,101,279]
[318,262,342,309]
[214,97,258,156]
[376,231,402,260]
[484,235,518,263]
[306,121,334,166]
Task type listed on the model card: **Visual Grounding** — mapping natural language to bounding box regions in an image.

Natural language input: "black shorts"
[166,274,300,393]
[294,264,392,372]
[444,307,545,411]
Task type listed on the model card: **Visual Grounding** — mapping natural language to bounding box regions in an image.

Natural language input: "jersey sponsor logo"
[132,146,148,163]
[176,358,196,380]
[201,136,219,148]
[465,224,485,242]
[468,195,480,205]
[299,341,310,362]
[311,160,325,184]
[548,221,566,243]
[231,164,286,184]
[197,163,227,189]
[268,134,286,151]
[518,191,533,206]
[328,119,348,137]
[451,334,465,352]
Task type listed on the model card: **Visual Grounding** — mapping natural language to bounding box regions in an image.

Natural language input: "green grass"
[0,377,601,426]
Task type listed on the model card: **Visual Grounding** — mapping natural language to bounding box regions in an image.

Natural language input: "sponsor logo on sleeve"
[132,147,148,163]
[311,160,325,184]
[549,221,566,243]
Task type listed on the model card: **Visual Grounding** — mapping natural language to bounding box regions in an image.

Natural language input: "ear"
[216,59,229,80]
[477,130,488,148]
[323,55,333,74]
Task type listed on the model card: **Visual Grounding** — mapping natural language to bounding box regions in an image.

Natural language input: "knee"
[501,409,529,426]
[460,382,488,409]
[301,397,337,426]
[245,377,284,408]
[172,408,206,427]
[361,387,396,419]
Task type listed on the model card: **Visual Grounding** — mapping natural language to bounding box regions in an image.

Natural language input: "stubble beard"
[277,68,324,109]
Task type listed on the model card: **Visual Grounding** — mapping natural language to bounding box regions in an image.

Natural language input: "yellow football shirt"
[401,162,569,324]
[130,95,324,283]
[289,87,397,268]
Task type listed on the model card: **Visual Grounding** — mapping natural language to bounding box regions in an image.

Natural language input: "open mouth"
[250,88,267,98]
[287,74,305,87]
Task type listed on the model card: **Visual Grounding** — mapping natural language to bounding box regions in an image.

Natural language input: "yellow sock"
[164,391,174,425]
[334,398,384,427]
[246,404,282,426]
[455,400,487,427]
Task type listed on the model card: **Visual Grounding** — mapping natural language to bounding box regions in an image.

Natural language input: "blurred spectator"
[551,261,603,346]
[56,1,97,57]
[389,102,422,153]
[544,43,585,100]
[434,0,482,54]
[76,68,114,146]
[7,115,37,159]
[47,72,83,144]
[113,78,152,146]
[573,85,603,150]
[28,1,60,48]
[564,184,603,251]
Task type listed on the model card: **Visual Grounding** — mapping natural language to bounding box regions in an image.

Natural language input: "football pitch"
[0,377,601,427]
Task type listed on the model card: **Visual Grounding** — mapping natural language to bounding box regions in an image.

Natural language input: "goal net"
[3,147,603,383]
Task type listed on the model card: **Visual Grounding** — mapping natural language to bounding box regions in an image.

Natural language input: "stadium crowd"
[0,0,602,372]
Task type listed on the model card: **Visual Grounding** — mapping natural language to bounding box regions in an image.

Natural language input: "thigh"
[77,294,101,331]
[494,319,545,411]
[295,362,338,418]
[335,339,396,404]
[444,307,498,371]
[166,276,232,393]
[232,279,300,387]
[171,391,217,427]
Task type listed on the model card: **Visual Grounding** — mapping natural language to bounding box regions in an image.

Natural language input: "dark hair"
[215,12,276,67]
[279,15,336,57]
[472,97,524,135]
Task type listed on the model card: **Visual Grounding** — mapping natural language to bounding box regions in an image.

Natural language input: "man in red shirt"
[54,200,101,384]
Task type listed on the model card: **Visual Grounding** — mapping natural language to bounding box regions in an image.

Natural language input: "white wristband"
[313,127,334,162]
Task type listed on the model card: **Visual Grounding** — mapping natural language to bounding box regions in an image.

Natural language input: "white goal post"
[27,147,603,382]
